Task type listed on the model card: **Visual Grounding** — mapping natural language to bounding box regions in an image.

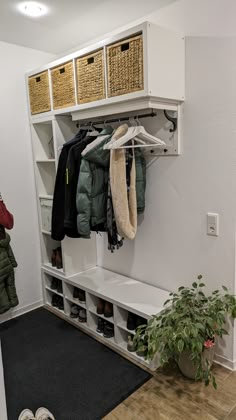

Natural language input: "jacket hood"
[0,233,10,248]
[84,133,113,167]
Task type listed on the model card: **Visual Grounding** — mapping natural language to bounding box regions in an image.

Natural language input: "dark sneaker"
[127,312,137,331]
[78,309,87,323]
[70,304,79,318]
[97,298,105,314]
[51,294,59,307]
[73,287,79,299]
[104,301,113,318]
[78,289,86,303]
[103,322,114,338]
[56,247,63,269]
[96,318,104,333]
[57,281,63,294]
[136,317,147,328]
[51,278,58,290]
[51,249,57,267]
[58,296,64,311]
[127,335,136,352]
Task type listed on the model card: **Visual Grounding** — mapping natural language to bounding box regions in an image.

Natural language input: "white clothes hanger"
[106,124,166,150]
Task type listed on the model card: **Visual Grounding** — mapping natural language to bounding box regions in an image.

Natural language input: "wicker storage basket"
[51,61,75,109]
[28,71,51,115]
[107,34,144,97]
[76,49,105,104]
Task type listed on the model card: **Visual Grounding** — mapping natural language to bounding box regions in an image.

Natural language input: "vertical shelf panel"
[52,116,78,163]
[62,234,97,277]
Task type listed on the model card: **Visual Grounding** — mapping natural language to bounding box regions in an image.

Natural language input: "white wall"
[0,41,55,322]
[97,9,236,364]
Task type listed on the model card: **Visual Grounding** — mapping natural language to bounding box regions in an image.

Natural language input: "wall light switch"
[207,213,219,236]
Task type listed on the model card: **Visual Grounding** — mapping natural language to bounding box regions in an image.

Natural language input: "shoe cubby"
[43,272,63,296]
[64,299,87,324]
[63,282,86,309]
[86,293,114,323]
[45,288,65,314]
[87,312,115,342]
[41,236,64,273]
[31,121,55,161]
[116,306,147,334]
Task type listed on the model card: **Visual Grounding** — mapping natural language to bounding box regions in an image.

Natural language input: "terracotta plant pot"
[178,347,215,380]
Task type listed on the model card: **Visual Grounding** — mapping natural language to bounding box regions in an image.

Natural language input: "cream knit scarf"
[110,124,137,240]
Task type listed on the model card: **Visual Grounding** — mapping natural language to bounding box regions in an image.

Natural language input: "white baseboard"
[0,300,43,324]
[214,353,236,371]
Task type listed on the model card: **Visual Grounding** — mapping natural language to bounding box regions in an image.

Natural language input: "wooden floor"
[104,363,236,420]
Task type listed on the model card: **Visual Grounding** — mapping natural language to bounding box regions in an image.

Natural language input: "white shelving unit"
[42,266,169,370]
[27,21,184,372]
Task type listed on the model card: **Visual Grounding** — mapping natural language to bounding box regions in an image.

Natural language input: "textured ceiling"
[0,0,177,54]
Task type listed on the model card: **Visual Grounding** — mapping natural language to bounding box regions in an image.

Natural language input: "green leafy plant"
[134,276,236,389]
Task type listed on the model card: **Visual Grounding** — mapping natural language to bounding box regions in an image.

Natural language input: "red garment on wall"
[0,201,14,229]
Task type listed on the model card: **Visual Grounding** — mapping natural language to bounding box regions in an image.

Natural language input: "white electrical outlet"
[207,213,219,236]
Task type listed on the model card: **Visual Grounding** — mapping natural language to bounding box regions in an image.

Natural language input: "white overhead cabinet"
[27,22,185,117]
[26,21,185,371]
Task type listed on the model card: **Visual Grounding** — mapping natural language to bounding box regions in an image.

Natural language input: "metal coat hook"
[164,110,177,133]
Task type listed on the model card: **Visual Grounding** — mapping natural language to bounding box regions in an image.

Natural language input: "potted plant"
[134,275,236,388]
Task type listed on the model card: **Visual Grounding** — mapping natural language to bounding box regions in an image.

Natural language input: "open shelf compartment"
[63,281,86,309]
[31,121,55,160]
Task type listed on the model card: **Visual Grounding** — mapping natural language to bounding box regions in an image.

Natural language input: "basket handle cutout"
[59,67,65,74]
[121,42,130,52]
[36,76,41,82]
[87,57,94,65]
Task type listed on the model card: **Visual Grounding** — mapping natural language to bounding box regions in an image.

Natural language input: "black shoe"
[51,294,59,307]
[73,287,80,299]
[127,312,137,331]
[58,296,64,311]
[103,322,114,338]
[51,278,58,290]
[78,309,87,323]
[70,304,79,318]
[96,318,104,333]
[136,317,147,328]
[78,289,86,303]
[57,281,63,294]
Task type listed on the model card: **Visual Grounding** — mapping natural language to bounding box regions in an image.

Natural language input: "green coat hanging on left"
[0,233,18,314]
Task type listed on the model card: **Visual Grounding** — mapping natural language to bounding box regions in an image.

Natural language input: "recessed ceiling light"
[18,2,47,18]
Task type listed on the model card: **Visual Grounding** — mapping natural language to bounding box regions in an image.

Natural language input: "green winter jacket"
[77,133,113,238]
[77,136,146,238]
[0,233,18,314]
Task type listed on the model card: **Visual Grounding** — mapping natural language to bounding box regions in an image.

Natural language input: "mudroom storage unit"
[26,21,185,371]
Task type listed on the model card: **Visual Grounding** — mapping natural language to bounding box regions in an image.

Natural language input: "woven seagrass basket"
[107,34,144,97]
[77,49,105,104]
[51,61,75,109]
[28,71,51,115]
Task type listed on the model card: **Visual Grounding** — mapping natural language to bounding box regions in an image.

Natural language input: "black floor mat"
[0,307,151,420]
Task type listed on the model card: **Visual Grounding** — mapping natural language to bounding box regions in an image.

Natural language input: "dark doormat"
[0,307,151,420]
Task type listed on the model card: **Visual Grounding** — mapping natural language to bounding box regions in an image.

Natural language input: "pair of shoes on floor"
[50,278,62,294]
[127,312,147,331]
[97,299,113,318]
[18,407,55,420]
[51,247,63,270]
[73,287,86,303]
[96,317,114,338]
[70,304,87,322]
[51,294,64,311]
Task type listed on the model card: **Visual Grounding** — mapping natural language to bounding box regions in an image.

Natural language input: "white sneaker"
[18,409,35,420]
[35,407,55,420]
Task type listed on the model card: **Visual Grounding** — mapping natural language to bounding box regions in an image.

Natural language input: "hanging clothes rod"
[76,111,157,128]
[76,109,177,132]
